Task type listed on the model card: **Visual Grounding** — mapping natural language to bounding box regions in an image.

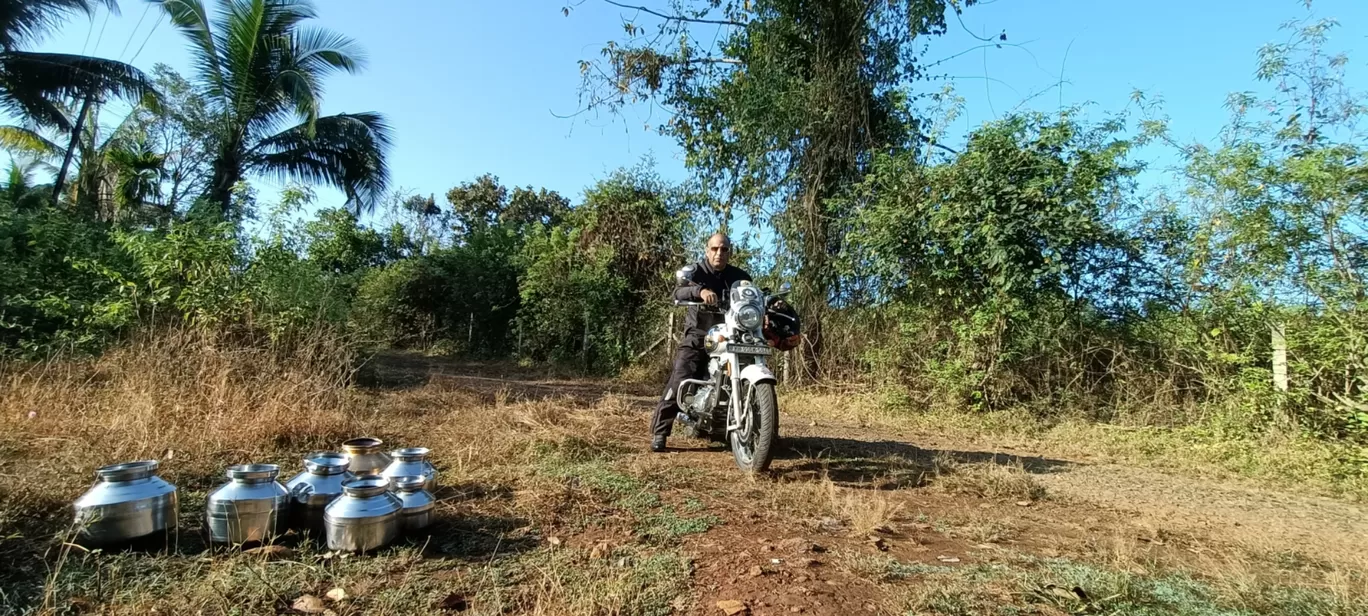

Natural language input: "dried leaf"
[325,587,347,602]
[291,595,326,614]
[716,599,749,615]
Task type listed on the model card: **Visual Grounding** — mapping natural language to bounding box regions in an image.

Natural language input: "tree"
[445,173,570,237]
[575,0,977,379]
[1167,17,1368,437]
[152,0,393,217]
[0,0,157,200]
[847,112,1141,406]
[126,65,217,216]
[518,163,687,370]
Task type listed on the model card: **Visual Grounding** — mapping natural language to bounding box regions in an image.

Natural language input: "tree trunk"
[53,94,94,203]
[207,147,244,218]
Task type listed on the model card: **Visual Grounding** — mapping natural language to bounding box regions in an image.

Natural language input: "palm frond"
[250,111,391,214]
[0,79,71,129]
[2,157,52,209]
[0,51,158,106]
[0,0,119,50]
[149,0,227,103]
[292,26,365,75]
[0,124,60,157]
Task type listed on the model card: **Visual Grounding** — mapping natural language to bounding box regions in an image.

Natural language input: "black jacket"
[674,260,752,345]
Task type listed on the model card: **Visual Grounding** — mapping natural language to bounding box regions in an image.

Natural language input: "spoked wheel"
[730,382,779,473]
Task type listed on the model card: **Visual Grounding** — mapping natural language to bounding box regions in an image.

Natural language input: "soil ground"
[366,354,1368,616]
[2,350,1366,615]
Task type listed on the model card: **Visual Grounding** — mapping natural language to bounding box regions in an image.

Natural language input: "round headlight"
[737,305,763,330]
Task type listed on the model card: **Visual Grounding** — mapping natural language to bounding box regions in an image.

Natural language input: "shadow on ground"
[774,435,1073,488]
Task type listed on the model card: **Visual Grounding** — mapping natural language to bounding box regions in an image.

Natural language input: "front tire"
[731,382,778,473]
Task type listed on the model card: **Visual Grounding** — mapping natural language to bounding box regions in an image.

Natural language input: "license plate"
[727,343,772,355]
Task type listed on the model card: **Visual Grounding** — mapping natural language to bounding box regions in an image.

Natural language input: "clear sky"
[27,0,1368,219]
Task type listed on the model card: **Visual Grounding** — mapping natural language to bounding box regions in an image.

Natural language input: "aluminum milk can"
[72,460,178,548]
[341,437,390,476]
[324,476,402,552]
[284,451,353,535]
[391,475,435,532]
[205,464,290,545]
[381,447,437,492]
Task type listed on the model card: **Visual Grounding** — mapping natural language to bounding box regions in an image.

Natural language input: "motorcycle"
[672,267,800,473]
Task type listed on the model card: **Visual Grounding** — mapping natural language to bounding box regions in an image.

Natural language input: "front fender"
[739,363,776,386]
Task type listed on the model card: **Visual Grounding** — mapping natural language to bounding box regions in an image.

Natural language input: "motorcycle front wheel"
[731,382,779,473]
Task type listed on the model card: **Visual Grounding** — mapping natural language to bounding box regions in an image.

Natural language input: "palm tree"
[152,0,392,216]
[68,102,168,221]
[1,100,168,222]
[0,158,51,210]
[0,1,158,198]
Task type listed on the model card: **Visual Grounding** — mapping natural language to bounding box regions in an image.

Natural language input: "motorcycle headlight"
[737,304,763,330]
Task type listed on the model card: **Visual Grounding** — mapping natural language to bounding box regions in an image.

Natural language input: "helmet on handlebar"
[764,297,802,351]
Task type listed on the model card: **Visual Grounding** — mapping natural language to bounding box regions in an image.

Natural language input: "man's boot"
[650,435,667,453]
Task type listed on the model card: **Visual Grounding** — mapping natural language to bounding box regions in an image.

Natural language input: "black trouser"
[651,334,708,438]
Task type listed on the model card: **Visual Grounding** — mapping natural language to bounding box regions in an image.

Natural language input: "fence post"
[582,310,591,365]
[1272,322,1289,392]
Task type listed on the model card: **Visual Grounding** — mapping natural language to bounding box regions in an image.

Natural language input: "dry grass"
[782,389,1368,500]
[0,332,688,615]
[761,474,906,537]
[0,330,364,537]
[930,452,1047,502]
[938,511,1022,544]
[823,478,906,537]
[4,335,1366,615]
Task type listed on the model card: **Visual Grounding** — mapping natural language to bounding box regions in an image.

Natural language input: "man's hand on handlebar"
[700,289,719,306]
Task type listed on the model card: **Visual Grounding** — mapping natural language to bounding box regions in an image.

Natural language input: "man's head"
[705,233,732,270]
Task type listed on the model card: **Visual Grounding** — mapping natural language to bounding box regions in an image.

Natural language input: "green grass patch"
[532,438,717,544]
[840,553,1367,616]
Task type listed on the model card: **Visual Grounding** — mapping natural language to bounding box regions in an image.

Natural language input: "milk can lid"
[96,460,158,482]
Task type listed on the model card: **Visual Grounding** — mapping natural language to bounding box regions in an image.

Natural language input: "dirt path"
[364,354,1368,615]
[630,420,1368,615]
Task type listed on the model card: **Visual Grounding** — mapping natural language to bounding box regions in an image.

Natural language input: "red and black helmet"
[763,297,802,351]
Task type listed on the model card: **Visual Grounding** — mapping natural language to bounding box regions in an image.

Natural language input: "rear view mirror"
[675,264,697,287]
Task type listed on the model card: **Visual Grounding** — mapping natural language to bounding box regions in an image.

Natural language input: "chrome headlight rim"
[736,304,763,330]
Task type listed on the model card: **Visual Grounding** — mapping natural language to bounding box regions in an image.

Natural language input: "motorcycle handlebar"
[674,300,721,311]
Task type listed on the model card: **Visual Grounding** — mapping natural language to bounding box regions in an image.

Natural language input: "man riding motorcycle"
[650,233,750,452]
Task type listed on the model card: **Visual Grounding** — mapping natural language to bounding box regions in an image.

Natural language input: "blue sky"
[28,0,1368,221]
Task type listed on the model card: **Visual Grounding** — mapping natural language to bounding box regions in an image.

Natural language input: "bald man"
[650,233,752,452]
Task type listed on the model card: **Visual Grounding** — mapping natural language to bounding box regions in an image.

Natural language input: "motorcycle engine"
[688,385,714,415]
